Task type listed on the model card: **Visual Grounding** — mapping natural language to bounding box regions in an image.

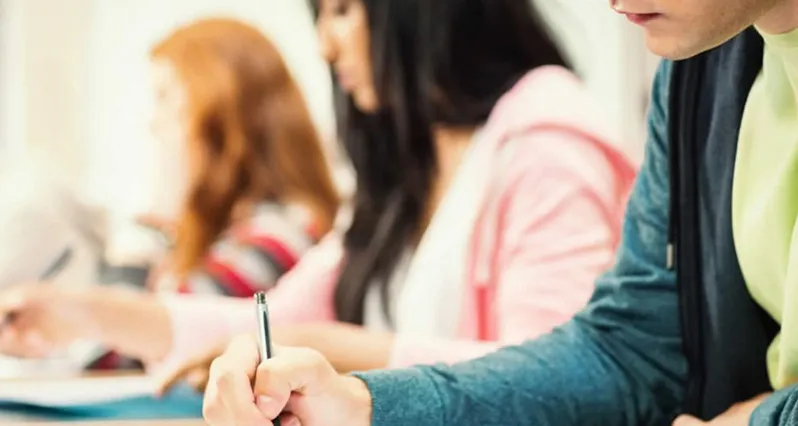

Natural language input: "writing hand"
[203,334,372,426]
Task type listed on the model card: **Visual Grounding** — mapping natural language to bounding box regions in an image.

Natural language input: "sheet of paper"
[0,341,110,379]
[0,374,158,407]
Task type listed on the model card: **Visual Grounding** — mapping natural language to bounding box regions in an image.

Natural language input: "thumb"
[154,344,222,396]
[673,415,707,426]
[154,362,193,397]
[155,360,211,397]
[253,347,335,419]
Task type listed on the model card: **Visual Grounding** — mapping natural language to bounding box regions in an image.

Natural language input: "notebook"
[0,374,157,407]
[0,374,202,420]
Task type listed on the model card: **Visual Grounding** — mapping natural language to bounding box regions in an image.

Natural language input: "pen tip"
[255,292,266,303]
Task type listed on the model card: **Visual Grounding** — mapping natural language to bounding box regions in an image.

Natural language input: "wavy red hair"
[151,18,340,277]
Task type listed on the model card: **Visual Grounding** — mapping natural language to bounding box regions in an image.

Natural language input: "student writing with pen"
[0,19,339,365]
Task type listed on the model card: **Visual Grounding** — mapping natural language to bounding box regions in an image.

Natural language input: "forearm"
[356,319,684,426]
[75,286,172,362]
[278,323,394,373]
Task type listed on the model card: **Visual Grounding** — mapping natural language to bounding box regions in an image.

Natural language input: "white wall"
[0,1,30,159]
[0,0,22,156]
[0,0,94,187]
[0,0,105,295]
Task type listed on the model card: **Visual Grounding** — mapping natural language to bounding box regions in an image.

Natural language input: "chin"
[352,91,379,114]
[644,34,701,60]
[644,28,745,61]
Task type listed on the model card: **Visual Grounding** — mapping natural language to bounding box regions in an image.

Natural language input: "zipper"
[669,60,706,416]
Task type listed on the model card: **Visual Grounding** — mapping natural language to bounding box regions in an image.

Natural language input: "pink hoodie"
[156,66,637,371]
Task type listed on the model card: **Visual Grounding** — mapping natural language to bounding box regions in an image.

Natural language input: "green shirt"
[734,27,798,389]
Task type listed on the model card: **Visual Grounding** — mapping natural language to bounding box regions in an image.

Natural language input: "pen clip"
[40,247,73,281]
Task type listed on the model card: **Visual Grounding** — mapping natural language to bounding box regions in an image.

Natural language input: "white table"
[0,410,49,422]
[0,371,202,424]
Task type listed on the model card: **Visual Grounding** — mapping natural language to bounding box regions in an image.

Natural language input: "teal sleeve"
[751,385,798,425]
[353,60,687,426]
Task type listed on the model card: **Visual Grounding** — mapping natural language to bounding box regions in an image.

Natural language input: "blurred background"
[0,0,658,375]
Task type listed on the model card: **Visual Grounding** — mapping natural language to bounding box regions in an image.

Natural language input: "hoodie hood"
[482,65,637,195]
[485,65,634,159]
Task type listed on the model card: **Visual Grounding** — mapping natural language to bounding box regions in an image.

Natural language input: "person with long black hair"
[152,0,635,392]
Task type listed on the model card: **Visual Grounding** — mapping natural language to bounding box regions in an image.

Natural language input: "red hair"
[152,18,339,277]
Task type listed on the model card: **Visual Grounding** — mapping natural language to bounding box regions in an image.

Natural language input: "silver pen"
[255,292,280,426]
[255,292,274,360]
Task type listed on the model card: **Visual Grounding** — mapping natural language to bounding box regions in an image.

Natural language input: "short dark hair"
[321,0,570,325]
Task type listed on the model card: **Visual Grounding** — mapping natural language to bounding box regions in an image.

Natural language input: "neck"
[432,125,478,173]
[757,0,798,34]
[413,124,478,242]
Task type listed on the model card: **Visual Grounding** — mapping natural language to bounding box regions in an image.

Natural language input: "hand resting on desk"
[0,283,97,358]
[0,284,172,362]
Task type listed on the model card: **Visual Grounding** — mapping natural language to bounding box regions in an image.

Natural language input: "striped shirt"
[88,202,318,371]
[157,202,318,297]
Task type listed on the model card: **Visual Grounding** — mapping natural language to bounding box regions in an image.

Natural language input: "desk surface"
[0,410,206,425]
[0,373,205,426]
[0,372,203,424]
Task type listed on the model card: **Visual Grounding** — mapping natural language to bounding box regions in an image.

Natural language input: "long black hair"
[321,0,570,325]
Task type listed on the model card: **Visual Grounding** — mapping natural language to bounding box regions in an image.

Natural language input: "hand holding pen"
[203,294,372,426]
